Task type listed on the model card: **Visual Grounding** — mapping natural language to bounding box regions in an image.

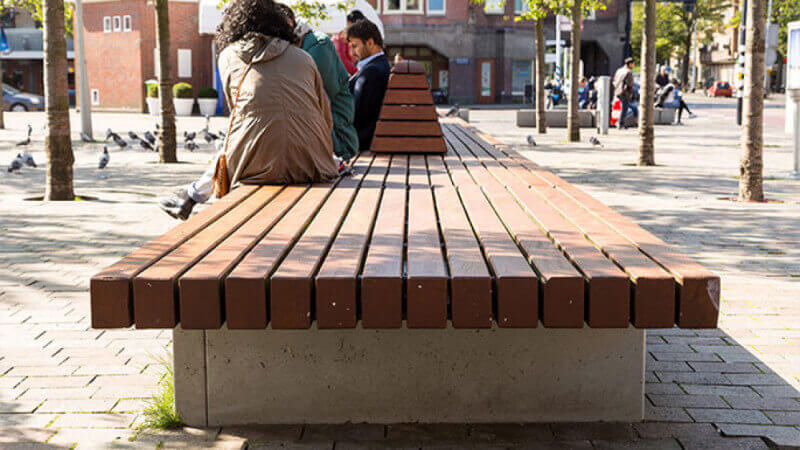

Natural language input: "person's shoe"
[159,188,189,209]
[689,112,697,119]
[160,197,196,220]
[675,120,684,126]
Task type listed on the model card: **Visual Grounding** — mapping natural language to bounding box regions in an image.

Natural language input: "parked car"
[707,81,733,97]
[2,83,45,111]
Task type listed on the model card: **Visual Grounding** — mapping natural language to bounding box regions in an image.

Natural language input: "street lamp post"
[72,0,92,140]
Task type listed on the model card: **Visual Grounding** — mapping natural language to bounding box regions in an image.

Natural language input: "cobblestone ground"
[0,95,798,448]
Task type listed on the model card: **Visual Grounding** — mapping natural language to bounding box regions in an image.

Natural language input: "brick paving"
[0,96,798,448]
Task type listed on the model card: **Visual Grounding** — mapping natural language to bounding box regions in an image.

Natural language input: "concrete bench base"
[174,326,645,426]
[517,109,595,128]
[654,108,676,125]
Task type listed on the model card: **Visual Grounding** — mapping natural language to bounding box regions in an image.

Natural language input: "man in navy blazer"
[346,20,391,151]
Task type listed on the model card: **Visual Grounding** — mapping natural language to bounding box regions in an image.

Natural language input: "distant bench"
[91,120,719,427]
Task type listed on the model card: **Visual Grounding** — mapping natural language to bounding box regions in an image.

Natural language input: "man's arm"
[305,39,346,103]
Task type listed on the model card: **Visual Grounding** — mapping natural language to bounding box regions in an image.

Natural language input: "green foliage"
[772,0,800,58]
[6,0,75,35]
[139,357,183,431]
[172,82,193,99]
[197,87,218,99]
[147,84,159,98]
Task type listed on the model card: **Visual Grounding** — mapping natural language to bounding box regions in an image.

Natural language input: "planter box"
[146,97,160,116]
[175,98,195,116]
[198,98,217,117]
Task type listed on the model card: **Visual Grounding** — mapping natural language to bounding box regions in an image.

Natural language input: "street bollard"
[789,89,800,179]
[596,76,610,135]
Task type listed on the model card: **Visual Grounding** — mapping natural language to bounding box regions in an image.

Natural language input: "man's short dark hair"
[624,57,634,65]
[346,10,366,23]
[346,19,383,48]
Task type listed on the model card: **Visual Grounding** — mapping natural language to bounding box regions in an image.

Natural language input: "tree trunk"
[43,0,75,200]
[535,18,547,134]
[567,1,582,142]
[638,0,656,166]
[680,27,692,88]
[738,0,765,202]
[156,0,177,163]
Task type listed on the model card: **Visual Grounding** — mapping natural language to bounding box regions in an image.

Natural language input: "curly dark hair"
[215,0,298,51]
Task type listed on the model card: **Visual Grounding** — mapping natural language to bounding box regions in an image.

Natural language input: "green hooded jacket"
[301,30,359,160]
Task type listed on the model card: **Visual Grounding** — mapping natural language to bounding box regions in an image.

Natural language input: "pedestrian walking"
[613,57,636,129]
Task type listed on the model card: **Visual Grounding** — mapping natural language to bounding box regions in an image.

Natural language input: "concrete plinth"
[517,109,596,128]
[174,326,645,427]
[654,108,676,125]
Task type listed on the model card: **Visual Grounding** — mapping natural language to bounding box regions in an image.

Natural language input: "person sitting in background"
[655,67,670,89]
[656,78,697,125]
[332,10,367,76]
[281,5,359,161]
[578,77,589,109]
[159,0,338,220]
[347,19,390,151]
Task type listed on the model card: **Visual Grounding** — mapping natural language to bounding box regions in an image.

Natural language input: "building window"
[112,16,121,32]
[584,8,596,20]
[91,89,100,106]
[511,60,532,95]
[428,0,445,15]
[103,17,112,33]
[483,0,504,15]
[178,49,192,78]
[384,0,422,14]
[514,0,530,14]
[123,15,132,31]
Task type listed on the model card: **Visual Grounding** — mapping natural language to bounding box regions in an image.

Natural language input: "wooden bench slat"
[378,105,438,121]
[383,90,434,105]
[90,186,258,328]
[314,156,391,328]
[388,73,430,89]
[371,137,447,153]
[443,126,629,328]
[178,186,308,329]
[374,121,443,137]
[451,126,675,328]
[406,155,448,328]
[392,60,426,74]
[269,156,376,329]
[223,182,337,329]
[441,127,584,328]
[132,186,281,328]
[426,156,493,328]
[438,146,540,328]
[360,155,408,328]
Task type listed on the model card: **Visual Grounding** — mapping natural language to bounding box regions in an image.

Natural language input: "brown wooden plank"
[427,156,493,328]
[442,126,628,328]
[378,105,438,121]
[374,121,443,137]
[177,186,308,329]
[440,127,583,328]
[314,156,391,328]
[406,155,448,328]
[132,186,280,328]
[371,136,447,153]
[383,89,434,105]
[438,147,539,328]
[392,60,426,74]
[497,145,718,328]
[269,156,375,329]
[360,155,408,328]
[388,73,430,89]
[90,186,258,328]
[224,183,337,329]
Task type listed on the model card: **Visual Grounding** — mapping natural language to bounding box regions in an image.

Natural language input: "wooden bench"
[91,119,719,426]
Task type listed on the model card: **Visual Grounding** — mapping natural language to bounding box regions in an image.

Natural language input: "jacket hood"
[231,32,291,64]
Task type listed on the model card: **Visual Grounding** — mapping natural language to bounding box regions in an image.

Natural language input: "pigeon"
[183,131,196,141]
[144,131,157,146]
[445,106,459,117]
[203,130,219,143]
[128,131,141,142]
[22,151,36,168]
[7,153,24,173]
[16,124,32,146]
[140,140,155,152]
[106,128,121,142]
[80,132,94,143]
[185,141,198,152]
[589,136,603,147]
[113,135,127,149]
[526,135,536,147]
[98,147,109,169]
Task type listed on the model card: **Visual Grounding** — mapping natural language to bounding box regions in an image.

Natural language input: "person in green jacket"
[282,6,359,161]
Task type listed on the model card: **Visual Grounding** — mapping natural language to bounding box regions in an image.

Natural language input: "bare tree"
[43,0,74,200]
[738,0,764,201]
[566,1,582,142]
[535,17,547,134]
[638,0,656,165]
[155,0,177,163]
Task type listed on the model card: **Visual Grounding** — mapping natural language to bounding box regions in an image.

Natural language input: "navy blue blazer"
[348,53,391,151]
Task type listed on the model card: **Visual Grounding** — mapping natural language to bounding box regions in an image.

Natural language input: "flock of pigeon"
[7,116,226,173]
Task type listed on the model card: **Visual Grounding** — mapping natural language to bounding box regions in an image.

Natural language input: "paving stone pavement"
[0,97,798,448]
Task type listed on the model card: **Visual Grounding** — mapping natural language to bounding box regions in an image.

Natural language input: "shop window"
[385,0,422,14]
[511,60,532,95]
[428,0,445,15]
[103,17,111,33]
[483,0,504,15]
[123,15,132,31]
[112,16,121,32]
[178,49,192,78]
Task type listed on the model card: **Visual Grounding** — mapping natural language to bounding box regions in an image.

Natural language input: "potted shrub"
[173,82,195,116]
[197,87,218,116]
[146,83,160,116]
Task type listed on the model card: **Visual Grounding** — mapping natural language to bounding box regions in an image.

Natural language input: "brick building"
[78,0,630,110]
